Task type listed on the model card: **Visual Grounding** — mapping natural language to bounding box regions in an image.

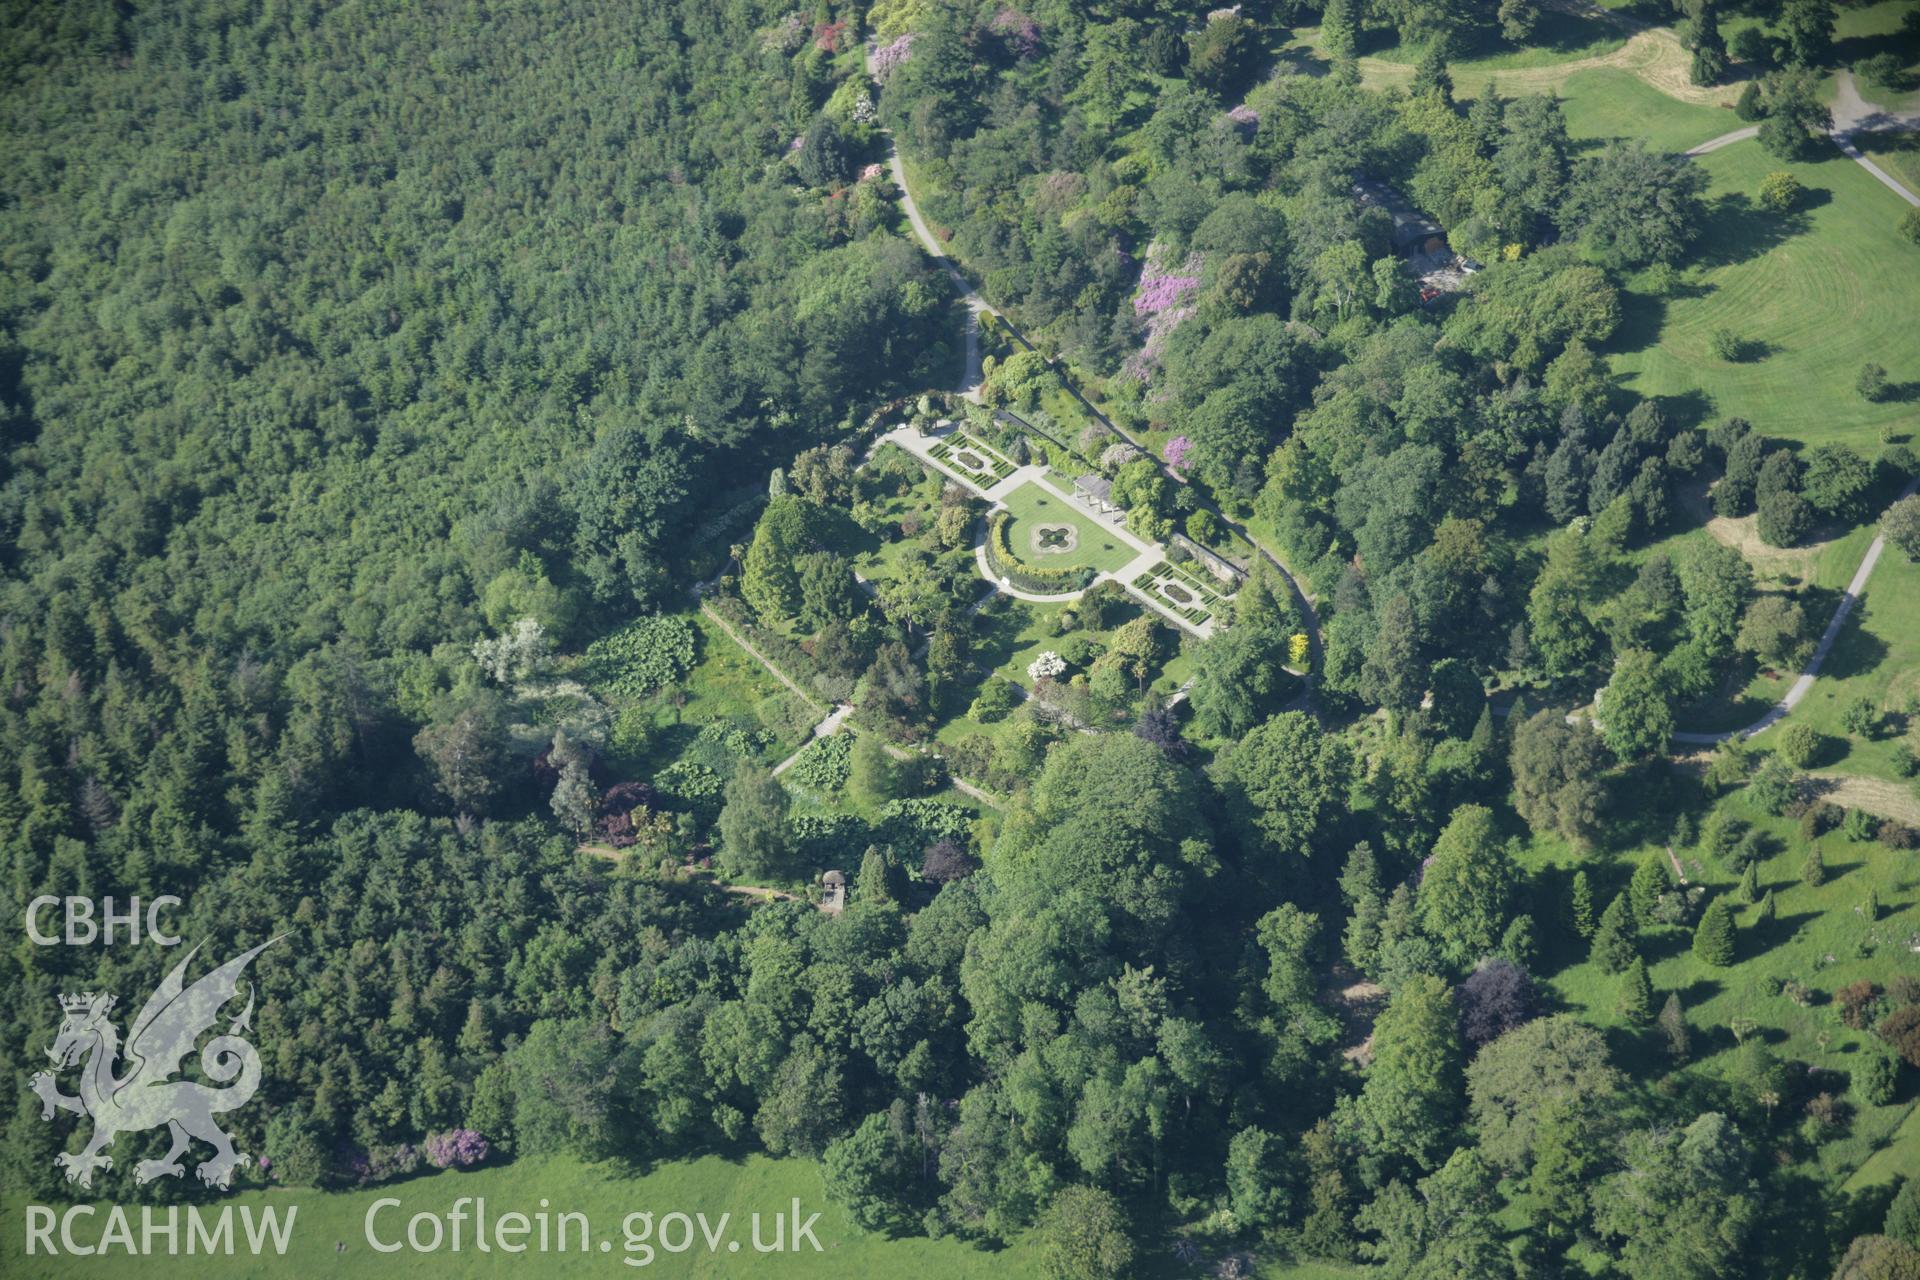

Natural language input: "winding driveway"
[1685,125,1759,156]
[1662,81,1920,742]
[865,46,989,399]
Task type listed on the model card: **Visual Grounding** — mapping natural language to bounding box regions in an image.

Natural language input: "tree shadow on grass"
[1728,335,1782,363]
[1749,907,1824,954]
[1605,284,1670,356]
[965,602,1034,678]
[1693,191,1818,270]
[1834,30,1920,75]
[1648,387,1717,432]
[1822,617,1890,683]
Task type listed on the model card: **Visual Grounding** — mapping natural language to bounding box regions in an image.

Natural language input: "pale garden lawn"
[1604,140,1920,456]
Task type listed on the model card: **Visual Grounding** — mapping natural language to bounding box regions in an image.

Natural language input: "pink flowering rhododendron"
[872,33,915,82]
[990,8,1041,57]
[1134,271,1201,317]
[861,162,885,181]
[1125,245,1204,383]
[1164,436,1194,473]
[424,1129,491,1169]
[1226,104,1259,131]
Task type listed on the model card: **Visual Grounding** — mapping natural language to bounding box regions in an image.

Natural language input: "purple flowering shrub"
[425,1129,492,1170]
[1122,246,1204,383]
[1133,264,1202,317]
[349,1143,421,1185]
[872,33,915,82]
[1164,436,1194,474]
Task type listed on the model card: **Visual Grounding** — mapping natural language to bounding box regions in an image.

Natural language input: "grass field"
[1359,5,1630,72]
[0,1152,1365,1279]
[1556,66,1736,149]
[1857,127,1920,206]
[998,480,1138,575]
[1604,139,1920,454]
[844,467,944,588]
[1834,1,1920,114]
[0,1154,1042,1278]
[1289,15,1741,108]
[1783,547,1920,790]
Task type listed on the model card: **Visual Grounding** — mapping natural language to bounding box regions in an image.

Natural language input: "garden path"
[865,45,989,401]
[771,702,855,777]
[1685,125,1759,156]
[1672,477,1919,744]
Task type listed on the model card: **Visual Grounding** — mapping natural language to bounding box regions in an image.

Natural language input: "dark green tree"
[1617,956,1655,1024]
[1591,892,1638,974]
[717,765,792,880]
[1693,896,1737,965]
[1571,870,1598,938]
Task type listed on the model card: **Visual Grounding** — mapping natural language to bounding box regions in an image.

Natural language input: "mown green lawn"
[1364,5,1629,74]
[1556,66,1735,150]
[1833,0,1920,114]
[999,480,1139,576]
[844,471,943,589]
[1857,127,1920,207]
[1777,547,1920,785]
[1605,139,1920,455]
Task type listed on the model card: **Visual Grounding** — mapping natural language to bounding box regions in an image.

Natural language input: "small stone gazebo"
[820,869,847,915]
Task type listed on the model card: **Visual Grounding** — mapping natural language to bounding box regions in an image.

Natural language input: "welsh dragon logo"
[29,938,280,1190]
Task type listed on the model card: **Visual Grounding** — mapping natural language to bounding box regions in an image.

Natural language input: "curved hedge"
[984,512,1096,594]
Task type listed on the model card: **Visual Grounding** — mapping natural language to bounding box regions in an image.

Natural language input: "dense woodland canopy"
[4,0,1920,1278]
[0,0,947,1198]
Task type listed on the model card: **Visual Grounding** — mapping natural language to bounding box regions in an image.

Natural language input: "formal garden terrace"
[927,428,1016,487]
[878,419,1227,636]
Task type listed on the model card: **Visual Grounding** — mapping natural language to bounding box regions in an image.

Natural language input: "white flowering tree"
[1028,650,1067,683]
[472,617,548,685]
